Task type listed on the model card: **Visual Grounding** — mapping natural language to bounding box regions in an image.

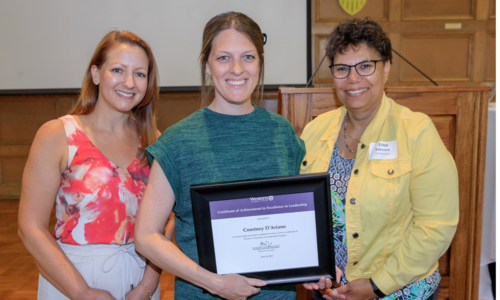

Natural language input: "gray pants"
[38,240,160,300]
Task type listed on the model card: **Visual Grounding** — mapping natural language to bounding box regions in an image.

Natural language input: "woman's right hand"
[302,265,342,290]
[80,288,117,300]
[212,273,267,300]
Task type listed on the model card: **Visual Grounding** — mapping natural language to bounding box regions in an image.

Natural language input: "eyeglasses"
[329,60,383,79]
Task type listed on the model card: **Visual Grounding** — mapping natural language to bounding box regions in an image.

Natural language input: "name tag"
[369,140,398,160]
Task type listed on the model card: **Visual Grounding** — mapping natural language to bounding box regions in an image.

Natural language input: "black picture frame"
[190,172,335,286]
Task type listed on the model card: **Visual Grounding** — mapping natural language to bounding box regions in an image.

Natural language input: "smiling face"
[332,43,390,115]
[91,44,149,114]
[205,28,260,110]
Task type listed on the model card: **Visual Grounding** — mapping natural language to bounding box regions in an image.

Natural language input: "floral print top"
[52,115,150,245]
[328,140,440,300]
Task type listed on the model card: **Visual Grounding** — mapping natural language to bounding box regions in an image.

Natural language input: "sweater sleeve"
[146,139,182,206]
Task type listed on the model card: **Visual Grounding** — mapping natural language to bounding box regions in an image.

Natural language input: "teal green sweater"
[146,105,305,299]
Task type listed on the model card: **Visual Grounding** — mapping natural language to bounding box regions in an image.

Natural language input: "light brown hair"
[200,11,265,107]
[71,30,159,164]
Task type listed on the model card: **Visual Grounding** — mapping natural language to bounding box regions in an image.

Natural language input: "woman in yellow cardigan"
[301,18,459,300]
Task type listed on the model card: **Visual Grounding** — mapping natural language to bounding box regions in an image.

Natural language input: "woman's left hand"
[303,265,342,291]
[322,278,377,300]
[125,285,151,300]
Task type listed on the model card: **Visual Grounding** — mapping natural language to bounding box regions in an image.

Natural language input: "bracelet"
[139,282,152,299]
[369,278,386,298]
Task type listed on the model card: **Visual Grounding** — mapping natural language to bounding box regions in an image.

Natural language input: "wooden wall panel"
[0,145,31,157]
[488,0,495,18]
[314,35,333,84]
[316,0,388,22]
[0,158,25,184]
[310,0,495,87]
[400,34,473,82]
[439,252,450,276]
[0,98,57,144]
[485,32,495,81]
[156,92,201,132]
[0,96,56,198]
[402,0,474,20]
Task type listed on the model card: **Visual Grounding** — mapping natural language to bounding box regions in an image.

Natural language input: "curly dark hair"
[325,18,392,65]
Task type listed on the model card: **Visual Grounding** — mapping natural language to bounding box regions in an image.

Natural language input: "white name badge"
[369,140,398,160]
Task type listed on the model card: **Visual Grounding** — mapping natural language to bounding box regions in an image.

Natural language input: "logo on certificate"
[253,241,280,252]
[250,196,274,203]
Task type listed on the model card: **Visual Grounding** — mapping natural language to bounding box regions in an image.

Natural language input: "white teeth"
[227,80,246,86]
[346,88,368,94]
[116,91,133,97]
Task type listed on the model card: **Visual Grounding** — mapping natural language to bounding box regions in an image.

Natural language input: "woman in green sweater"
[135,12,305,300]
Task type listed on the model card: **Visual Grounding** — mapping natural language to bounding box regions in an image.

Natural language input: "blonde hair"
[71,30,159,164]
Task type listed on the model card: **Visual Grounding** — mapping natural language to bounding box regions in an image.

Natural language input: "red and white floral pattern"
[53,115,150,245]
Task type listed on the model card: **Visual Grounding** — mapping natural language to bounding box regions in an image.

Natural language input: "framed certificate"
[190,173,335,285]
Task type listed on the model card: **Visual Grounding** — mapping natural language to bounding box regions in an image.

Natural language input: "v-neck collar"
[69,115,139,171]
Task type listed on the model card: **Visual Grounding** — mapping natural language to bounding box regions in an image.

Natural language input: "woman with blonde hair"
[19,30,168,300]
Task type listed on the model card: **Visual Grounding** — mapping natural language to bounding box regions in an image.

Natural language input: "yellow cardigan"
[300,93,459,295]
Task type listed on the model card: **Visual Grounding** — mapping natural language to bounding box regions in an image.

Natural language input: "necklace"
[343,113,357,154]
